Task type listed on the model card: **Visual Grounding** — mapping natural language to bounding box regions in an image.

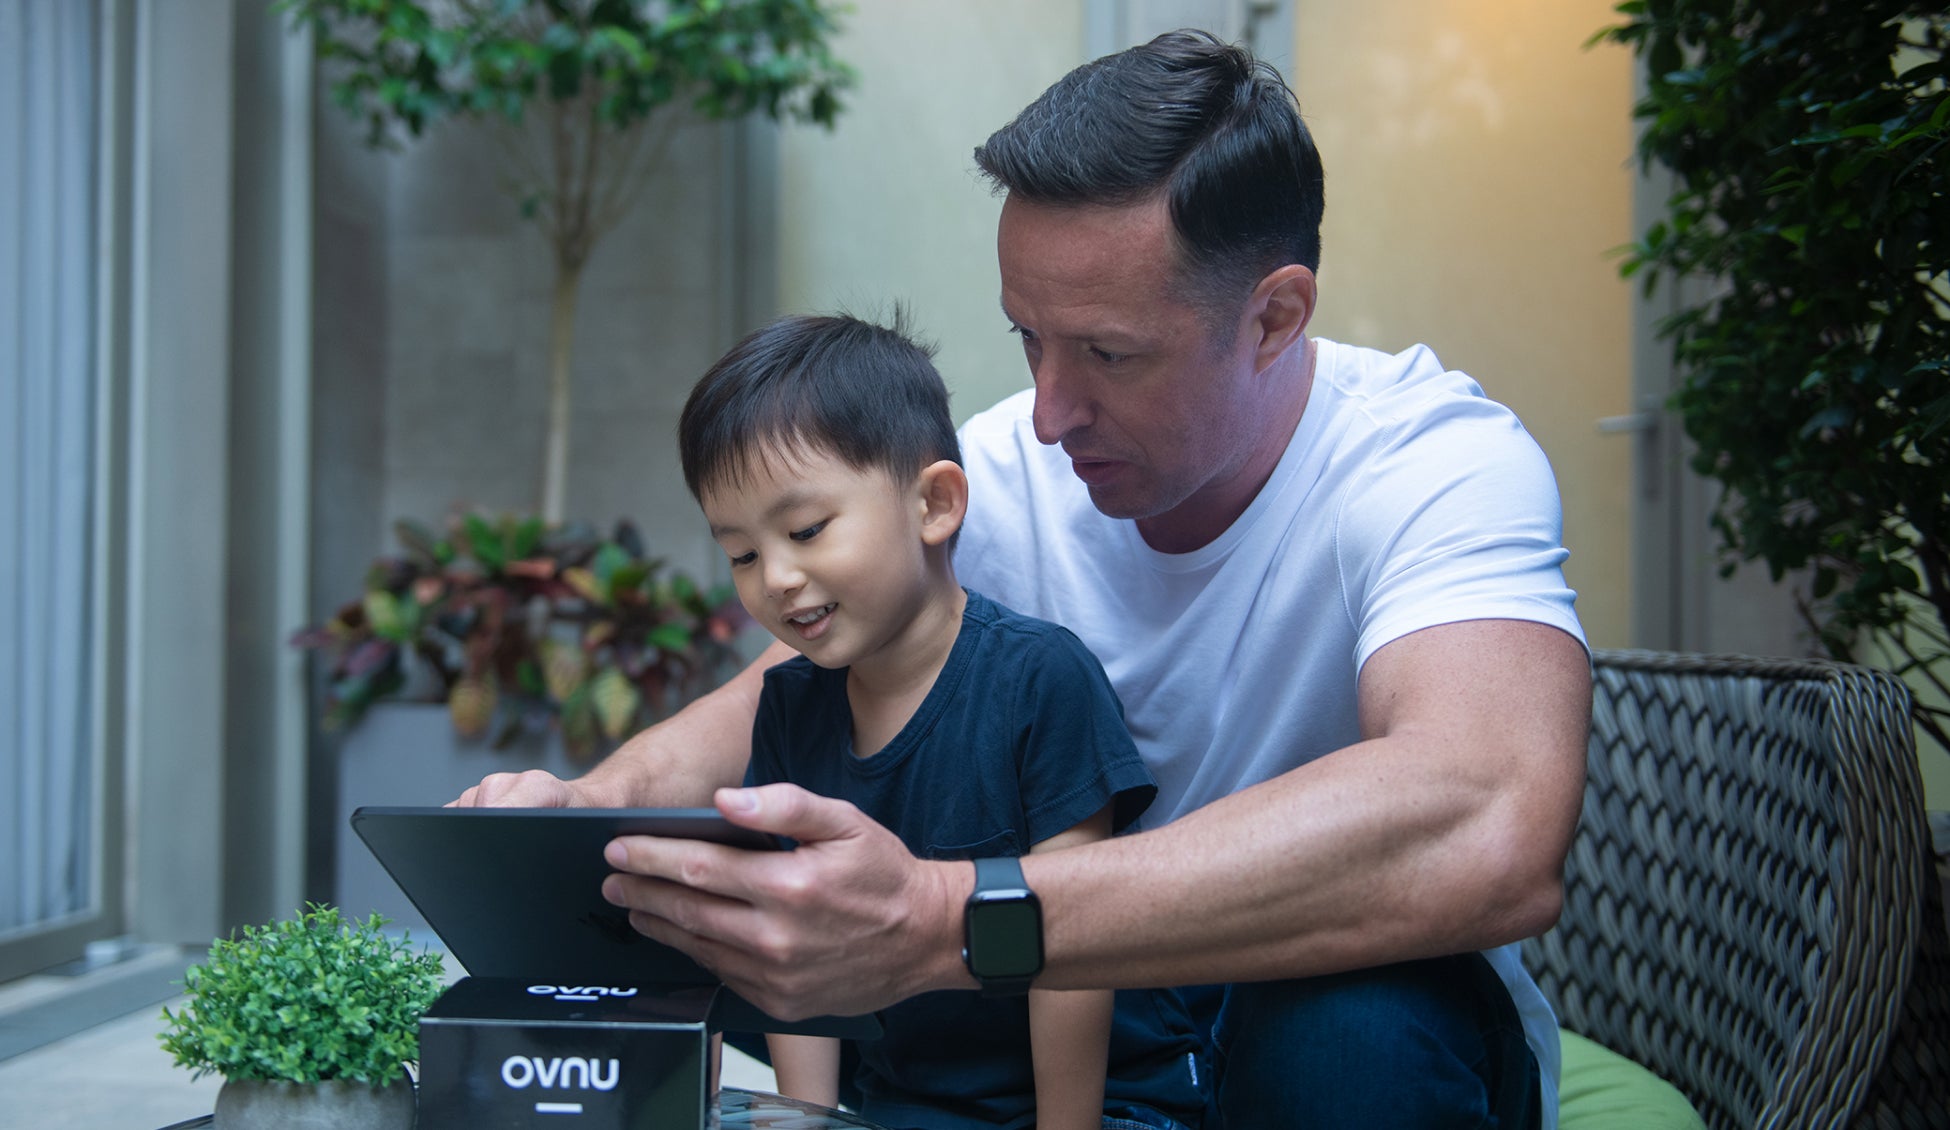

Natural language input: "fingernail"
[604,840,627,868]
[721,788,758,814]
[601,875,622,906]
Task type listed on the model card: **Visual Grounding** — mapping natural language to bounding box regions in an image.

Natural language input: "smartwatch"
[961,856,1044,997]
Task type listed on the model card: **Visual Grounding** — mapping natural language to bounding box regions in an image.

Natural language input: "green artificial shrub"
[159,904,446,1084]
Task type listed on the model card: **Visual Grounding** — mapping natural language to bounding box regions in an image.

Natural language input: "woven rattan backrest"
[1522,650,1950,1129]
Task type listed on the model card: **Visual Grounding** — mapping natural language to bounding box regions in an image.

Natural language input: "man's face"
[997,195,1265,546]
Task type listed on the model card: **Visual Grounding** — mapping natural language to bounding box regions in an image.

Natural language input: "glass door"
[0,0,124,983]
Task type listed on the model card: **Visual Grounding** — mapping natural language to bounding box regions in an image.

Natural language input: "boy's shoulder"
[961,590,1105,673]
[963,588,1073,643]
[757,651,832,704]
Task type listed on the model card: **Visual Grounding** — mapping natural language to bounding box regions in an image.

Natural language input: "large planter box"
[334,702,585,935]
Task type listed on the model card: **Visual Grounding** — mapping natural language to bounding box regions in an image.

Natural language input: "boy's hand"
[448,769,589,808]
[600,783,970,1020]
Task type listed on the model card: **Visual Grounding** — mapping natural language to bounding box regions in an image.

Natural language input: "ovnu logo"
[527,983,641,1002]
[500,1054,622,1092]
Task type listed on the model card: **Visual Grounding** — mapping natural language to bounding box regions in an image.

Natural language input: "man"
[460,29,1590,1128]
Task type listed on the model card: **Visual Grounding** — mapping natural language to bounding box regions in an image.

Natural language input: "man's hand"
[600,783,968,1020]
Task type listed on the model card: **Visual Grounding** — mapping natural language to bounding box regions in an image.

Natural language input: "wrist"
[960,856,1045,996]
[566,761,636,808]
[914,858,979,994]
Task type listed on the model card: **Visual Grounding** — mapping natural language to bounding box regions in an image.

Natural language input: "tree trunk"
[540,258,584,527]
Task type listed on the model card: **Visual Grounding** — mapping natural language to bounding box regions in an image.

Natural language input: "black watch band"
[962,856,1044,997]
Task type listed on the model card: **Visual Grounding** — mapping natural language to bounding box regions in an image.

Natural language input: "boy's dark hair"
[972,28,1324,326]
[679,312,961,501]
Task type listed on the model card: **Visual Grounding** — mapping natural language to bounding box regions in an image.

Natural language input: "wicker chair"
[1522,650,1950,1129]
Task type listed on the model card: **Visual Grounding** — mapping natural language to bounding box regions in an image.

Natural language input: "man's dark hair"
[973,28,1324,323]
[679,312,961,502]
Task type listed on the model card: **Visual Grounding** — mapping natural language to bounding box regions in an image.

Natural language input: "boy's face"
[700,445,951,674]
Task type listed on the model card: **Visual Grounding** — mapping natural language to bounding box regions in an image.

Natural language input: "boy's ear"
[915,460,968,547]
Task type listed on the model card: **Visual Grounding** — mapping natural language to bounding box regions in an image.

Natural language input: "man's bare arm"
[598,618,1588,1017]
[452,639,796,808]
[1026,618,1589,987]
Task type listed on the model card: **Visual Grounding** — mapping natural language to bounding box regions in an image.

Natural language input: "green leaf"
[590,542,632,584]
[1799,405,1853,437]
[460,513,499,569]
[512,515,544,560]
[646,622,693,653]
[608,562,650,595]
[363,591,405,642]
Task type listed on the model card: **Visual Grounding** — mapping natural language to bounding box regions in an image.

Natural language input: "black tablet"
[350,806,878,1037]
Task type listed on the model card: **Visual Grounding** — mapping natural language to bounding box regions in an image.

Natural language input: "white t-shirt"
[955,337,1585,1126]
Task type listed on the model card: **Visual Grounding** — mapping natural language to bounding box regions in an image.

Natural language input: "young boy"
[676,314,1206,1130]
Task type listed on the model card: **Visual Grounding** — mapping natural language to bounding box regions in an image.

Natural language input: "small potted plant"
[159,903,446,1129]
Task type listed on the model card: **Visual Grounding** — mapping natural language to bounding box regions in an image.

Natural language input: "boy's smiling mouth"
[784,603,837,637]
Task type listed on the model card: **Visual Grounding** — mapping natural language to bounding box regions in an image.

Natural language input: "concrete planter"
[214,1075,415,1129]
[333,703,584,934]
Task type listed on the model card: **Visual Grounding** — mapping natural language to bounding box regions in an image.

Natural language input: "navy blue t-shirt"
[747,590,1206,1130]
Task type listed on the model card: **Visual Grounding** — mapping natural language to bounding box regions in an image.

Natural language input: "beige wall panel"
[774,0,1086,424]
[1296,0,1637,648]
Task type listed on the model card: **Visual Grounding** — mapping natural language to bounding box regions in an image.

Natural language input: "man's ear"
[1246,264,1316,375]
[915,460,969,547]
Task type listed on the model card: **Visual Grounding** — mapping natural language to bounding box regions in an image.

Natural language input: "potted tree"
[283,0,853,524]
[159,904,446,1129]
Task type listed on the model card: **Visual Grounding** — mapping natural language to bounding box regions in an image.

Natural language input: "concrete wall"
[1294,0,1638,649]
[376,115,740,581]
[310,111,744,588]
[773,0,1088,424]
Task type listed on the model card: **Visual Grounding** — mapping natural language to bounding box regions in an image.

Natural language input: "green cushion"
[1557,1029,1706,1130]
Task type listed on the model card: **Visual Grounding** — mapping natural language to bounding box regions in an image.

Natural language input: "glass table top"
[157,1085,886,1129]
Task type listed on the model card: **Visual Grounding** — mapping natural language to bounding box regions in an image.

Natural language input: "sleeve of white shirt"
[1335,389,1586,671]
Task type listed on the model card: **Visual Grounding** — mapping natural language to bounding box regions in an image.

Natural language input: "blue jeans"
[1102,1113,1192,1130]
[1183,952,1541,1128]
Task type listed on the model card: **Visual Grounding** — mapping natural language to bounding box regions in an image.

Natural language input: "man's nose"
[1030,357,1092,446]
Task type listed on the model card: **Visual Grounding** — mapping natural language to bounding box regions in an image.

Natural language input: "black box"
[418,978,719,1129]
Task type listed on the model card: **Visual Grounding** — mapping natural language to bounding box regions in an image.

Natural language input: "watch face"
[968,898,1043,979]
